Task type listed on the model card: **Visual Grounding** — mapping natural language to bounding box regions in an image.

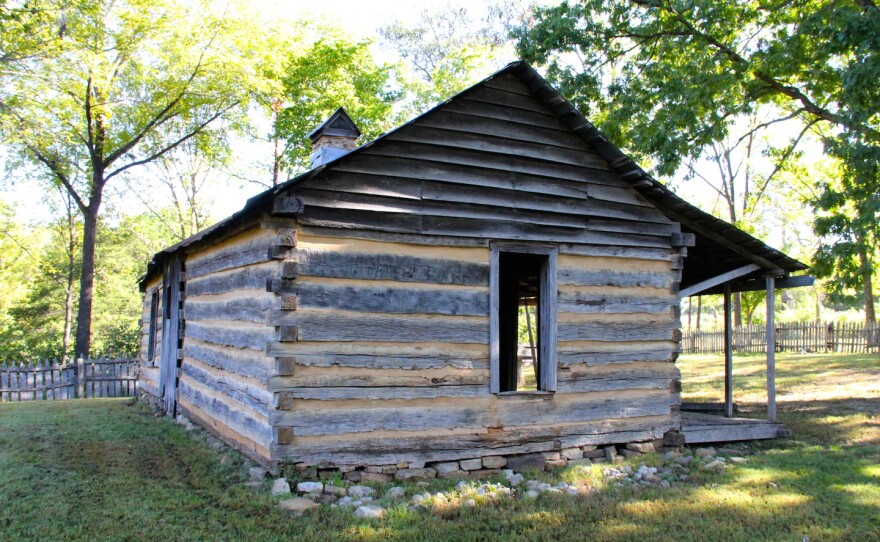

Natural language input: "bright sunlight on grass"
[1,352,878,541]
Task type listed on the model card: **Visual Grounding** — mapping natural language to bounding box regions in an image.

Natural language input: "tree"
[0,0,264,357]
[514,0,880,321]
[274,37,399,176]
[380,1,534,117]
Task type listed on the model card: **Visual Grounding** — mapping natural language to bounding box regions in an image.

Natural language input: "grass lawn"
[0,353,878,541]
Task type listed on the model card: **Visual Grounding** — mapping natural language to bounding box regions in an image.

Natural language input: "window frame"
[147,289,159,362]
[489,242,558,394]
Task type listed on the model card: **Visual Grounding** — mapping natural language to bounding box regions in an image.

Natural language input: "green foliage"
[515,0,880,320]
[275,37,399,172]
[0,207,179,361]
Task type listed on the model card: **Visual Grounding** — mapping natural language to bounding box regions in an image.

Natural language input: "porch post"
[723,283,734,418]
[766,276,777,422]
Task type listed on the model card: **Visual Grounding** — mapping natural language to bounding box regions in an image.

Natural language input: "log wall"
[174,226,288,464]
[139,70,689,469]
[139,274,162,399]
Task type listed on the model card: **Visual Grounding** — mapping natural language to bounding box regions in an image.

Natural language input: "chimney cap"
[307,107,361,143]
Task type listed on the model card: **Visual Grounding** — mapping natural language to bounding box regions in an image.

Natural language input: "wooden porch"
[681,412,786,444]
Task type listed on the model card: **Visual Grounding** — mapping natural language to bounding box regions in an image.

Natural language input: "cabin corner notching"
[137,61,808,471]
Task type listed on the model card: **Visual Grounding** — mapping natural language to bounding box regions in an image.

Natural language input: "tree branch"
[104,100,240,182]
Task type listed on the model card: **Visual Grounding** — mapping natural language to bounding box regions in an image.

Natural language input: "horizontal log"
[178,377,272,443]
[271,311,488,343]
[186,244,273,280]
[419,215,671,248]
[270,372,486,392]
[278,384,489,401]
[185,321,274,351]
[181,359,272,411]
[265,342,488,370]
[186,264,277,296]
[558,292,673,315]
[284,281,488,316]
[297,187,589,230]
[557,321,677,342]
[362,141,600,185]
[295,249,489,286]
[183,340,275,381]
[271,391,674,436]
[412,110,591,152]
[271,414,673,466]
[445,97,569,131]
[390,123,605,169]
[557,347,676,366]
[332,154,596,199]
[556,377,673,394]
[184,297,275,324]
[558,268,674,288]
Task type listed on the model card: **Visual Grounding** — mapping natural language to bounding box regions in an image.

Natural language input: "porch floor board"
[681,412,785,444]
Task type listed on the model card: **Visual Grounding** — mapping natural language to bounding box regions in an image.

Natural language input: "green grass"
[1,353,879,541]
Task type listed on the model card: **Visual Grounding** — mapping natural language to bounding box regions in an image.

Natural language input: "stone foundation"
[285,437,679,482]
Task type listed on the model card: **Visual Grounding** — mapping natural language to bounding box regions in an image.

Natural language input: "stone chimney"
[308,107,361,169]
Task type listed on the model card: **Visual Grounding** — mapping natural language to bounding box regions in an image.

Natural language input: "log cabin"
[138,61,811,474]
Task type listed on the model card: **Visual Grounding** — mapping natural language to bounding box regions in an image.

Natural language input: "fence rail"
[683,320,880,355]
[0,357,138,402]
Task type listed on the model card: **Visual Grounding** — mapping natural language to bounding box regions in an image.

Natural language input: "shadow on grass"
[2,398,879,542]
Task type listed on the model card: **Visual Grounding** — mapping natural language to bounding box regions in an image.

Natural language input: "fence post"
[76,356,85,399]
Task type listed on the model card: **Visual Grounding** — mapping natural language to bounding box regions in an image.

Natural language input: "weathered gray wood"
[297,187,591,230]
[270,415,672,467]
[332,154,596,199]
[187,243,273,280]
[766,275,777,422]
[420,177,668,224]
[177,379,273,442]
[558,321,676,342]
[412,109,592,151]
[279,385,489,401]
[159,257,183,414]
[179,362,271,416]
[678,264,761,298]
[362,141,603,185]
[271,373,485,395]
[186,265,277,296]
[488,247,500,394]
[186,321,274,351]
[389,123,606,168]
[559,348,675,367]
[445,97,569,131]
[540,248,558,391]
[681,413,783,444]
[724,284,734,418]
[556,377,674,394]
[558,292,673,315]
[271,392,674,436]
[558,268,674,288]
[265,344,488,370]
[271,312,488,343]
[420,215,671,248]
[184,297,275,324]
[289,282,488,316]
[295,249,489,286]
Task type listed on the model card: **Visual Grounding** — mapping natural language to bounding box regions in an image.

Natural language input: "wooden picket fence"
[0,357,138,402]
[682,320,880,355]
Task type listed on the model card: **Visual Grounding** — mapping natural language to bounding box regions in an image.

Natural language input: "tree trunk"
[860,250,876,325]
[696,296,702,330]
[73,185,103,359]
[733,292,743,327]
[62,196,76,364]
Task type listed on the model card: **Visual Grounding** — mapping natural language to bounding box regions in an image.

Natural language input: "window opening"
[148,290,159,362]
[499,252,546,392]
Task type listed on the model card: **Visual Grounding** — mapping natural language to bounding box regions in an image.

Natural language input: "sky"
[1,0,811,255]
